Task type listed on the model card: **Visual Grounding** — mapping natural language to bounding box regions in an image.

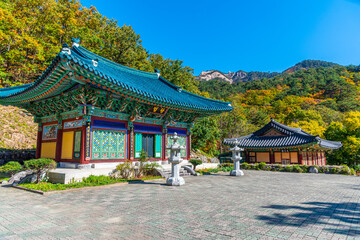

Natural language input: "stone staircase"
[156,164,195,178]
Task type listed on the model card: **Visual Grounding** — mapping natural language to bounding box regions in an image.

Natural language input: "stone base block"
[77,164,92,169]
[230,169,244,176]
[166,176,185,186]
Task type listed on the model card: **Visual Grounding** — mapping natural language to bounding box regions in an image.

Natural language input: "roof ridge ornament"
[71,37,80,47]
[92,58,98,67]
[61,43,71,55]
[154,69,160,78]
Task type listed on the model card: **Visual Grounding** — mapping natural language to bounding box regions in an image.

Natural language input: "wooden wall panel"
[61,131,74,159]
[40,142,56,159]
[275,152,281,163]
[290,152,298,163]
[256,152,270,162]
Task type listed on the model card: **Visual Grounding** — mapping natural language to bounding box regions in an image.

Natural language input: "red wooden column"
[298,151,303,165]
[80,116,91,164]
[270,150,275,164]
[35,123,43,159]
[55,121,63,162]
[187,134,191,160]
[80,124,87,164]
[129,122,134,161]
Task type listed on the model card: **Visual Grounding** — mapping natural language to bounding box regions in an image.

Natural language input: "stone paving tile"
[0,171,359,239]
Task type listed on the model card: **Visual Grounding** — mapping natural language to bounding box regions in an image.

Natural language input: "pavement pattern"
[0,170,359,240]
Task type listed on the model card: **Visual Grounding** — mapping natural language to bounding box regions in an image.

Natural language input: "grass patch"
[19,175,162,192]
[0,172,10,182]
[196,165,233,174]
[0,177,10,182]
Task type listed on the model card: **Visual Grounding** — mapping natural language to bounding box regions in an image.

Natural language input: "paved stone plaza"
[0,171,359,240]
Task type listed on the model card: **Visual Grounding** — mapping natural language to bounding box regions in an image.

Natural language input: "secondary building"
[224,119,342,165]
[0,38,232,168]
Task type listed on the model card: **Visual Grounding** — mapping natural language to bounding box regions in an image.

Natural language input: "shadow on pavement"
[257,201,360,236]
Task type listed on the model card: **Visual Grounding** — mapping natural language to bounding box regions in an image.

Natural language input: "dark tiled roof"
[224,119,342,150]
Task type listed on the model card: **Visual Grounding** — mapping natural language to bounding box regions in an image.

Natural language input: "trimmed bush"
[189,159,203,171]
[0,161,22,176]
[241,162,249,169]
[284,165,293,172]
[258,162,267,170]
[24,158,56,183]
[330,167,339,174]
[116,160,135,179]
[292,165,303,173]
[339,165,352,175]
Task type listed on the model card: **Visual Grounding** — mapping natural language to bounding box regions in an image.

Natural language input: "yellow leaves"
[288,120,326,137]
[343,111,360,132]
[343,136,360,154]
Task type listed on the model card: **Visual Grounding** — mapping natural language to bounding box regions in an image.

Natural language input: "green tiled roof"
[0,40,233,113]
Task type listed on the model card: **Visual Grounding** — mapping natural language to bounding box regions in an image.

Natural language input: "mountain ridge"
[196,60,339,84]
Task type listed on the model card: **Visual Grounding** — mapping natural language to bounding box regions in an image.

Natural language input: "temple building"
[0,38,232,168]
[224,119,342,165]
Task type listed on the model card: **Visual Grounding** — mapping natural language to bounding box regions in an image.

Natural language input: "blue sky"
[80,0,360,75]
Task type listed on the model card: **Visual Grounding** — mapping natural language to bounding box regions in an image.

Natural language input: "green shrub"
[219,166,233,172]
[241,163,249,169]
[189,159,203,170]
[0,161,22,176]
[220,163,233,167]
[24,158,56,183]
[275,164,284,171]
[258,162,267,170]
[330,167,339,174]
[116,160,135,179]
[300,165,309,173]
[284,165,293,172]
[339,165,351,175]
[292,165,303,173]
[142,162,161,176]
[20,175,162,192]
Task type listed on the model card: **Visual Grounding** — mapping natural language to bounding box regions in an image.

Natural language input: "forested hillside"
[0,0,360,167]
[195,65,360,167]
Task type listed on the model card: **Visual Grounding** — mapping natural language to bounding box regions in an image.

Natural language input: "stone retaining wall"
[0,149,36,166]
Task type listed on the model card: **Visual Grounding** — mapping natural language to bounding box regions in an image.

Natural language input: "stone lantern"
[230,144,244,176]
[166,132,185,186]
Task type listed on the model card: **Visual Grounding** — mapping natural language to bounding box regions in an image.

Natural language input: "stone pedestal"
[166,133,185,186]
[230,159,244,176]
[166,163,185,186]
[230,145,244,177]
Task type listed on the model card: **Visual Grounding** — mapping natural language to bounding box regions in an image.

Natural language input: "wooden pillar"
[129,123,134,160]
[164,132,168,161]
[270,150,275,164]
[85,121,91,161]
[187,134,191,160]
[80,125,86,164]
[298,151,302,165]
[35,123,43,159]
[55,122,63,162]
[80,116,91,164]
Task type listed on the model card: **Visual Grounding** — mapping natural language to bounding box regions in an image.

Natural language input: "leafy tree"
[0,161,22,176]
[24,158,56,183]
[191,117,220,156]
